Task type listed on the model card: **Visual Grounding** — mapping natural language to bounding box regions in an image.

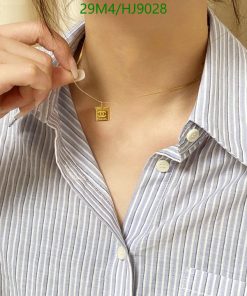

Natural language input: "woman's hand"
[0,21,80,119]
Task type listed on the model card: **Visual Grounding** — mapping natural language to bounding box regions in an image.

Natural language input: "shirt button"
[117,246,127,260]
[186,128,200,142]
[156,159,170,172]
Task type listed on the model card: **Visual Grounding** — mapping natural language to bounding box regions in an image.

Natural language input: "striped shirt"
[1,6,247,296]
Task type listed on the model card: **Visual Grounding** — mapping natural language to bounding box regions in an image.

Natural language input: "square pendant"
[95,106,110,121]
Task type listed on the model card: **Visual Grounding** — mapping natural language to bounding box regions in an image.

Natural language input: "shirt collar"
[187,7,247,166]
[31,7,247,166]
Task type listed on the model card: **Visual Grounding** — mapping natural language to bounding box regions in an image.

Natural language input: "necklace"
[72,42,203,122]
[73,43,111,121]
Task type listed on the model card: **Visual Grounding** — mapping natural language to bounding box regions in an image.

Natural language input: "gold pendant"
[95,102,110,121]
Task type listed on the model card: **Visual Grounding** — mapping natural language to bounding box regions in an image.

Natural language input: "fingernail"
[74,69,86,82]
[69,57,79,80]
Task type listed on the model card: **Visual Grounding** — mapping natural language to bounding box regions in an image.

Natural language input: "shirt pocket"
[178,267,246,296]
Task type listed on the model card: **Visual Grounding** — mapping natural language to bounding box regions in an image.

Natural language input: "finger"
[0,83,50,113]
[0,21,77,77]
[1,66,84,111]
[0,86,33,111]
[0,49,52,77]
[19,101,36,114]
[52,67,85,89]
[51,66,78,89]
[0,36,53,74]
[19,86,50,108]
[0,63,51,95]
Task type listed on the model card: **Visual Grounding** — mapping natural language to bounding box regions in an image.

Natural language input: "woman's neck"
[75,0,209,106]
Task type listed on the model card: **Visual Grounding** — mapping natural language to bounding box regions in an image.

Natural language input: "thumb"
[51,67,85,89]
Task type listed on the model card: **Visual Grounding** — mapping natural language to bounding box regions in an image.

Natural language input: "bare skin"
[68,0,209,228]
[69,80,202,227]
[0,21,78,118]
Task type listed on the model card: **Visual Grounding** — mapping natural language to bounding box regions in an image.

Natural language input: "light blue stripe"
[1,7,247,296]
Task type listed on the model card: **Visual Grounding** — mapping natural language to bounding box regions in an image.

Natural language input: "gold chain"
[72,40,202,121]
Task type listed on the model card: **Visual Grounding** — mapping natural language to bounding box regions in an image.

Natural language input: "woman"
[0,0,246,295]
